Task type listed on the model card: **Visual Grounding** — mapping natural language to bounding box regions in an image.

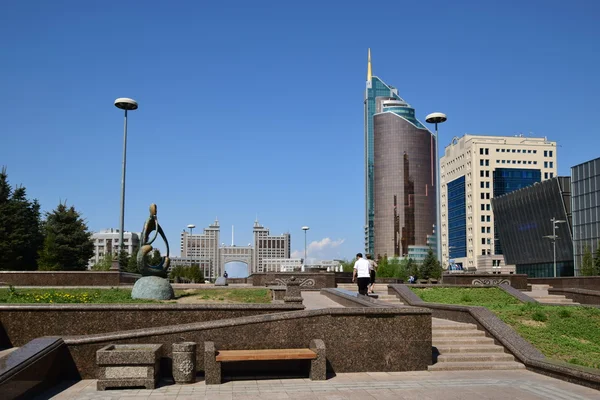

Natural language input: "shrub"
[531,310,547,322]
[558,309,572,318]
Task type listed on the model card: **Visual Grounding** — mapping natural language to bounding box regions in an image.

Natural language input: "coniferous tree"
[118,249,129,269]
[124,247,139,273]
[418,247,441,280]
[406,258,419,279]
[38,202,94,271]
[0,167,43,270]
[580,244,595,276]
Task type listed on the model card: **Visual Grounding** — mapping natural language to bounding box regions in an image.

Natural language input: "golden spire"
[367,48,372,82]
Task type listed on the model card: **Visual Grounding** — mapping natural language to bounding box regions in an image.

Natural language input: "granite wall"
[0,271,140,287]
[441,274,528,290]
[0,304,303,347]
[249,273,335,289]
[548,288,600,305]
[63,307,432,379]
[529,277,600,290]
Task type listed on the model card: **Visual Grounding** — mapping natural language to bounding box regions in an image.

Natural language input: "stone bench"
[204,340,326,384]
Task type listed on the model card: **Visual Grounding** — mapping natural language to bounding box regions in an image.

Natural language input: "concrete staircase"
[336,284,405,304]
[528,284,579,305]
[429,319,525,371]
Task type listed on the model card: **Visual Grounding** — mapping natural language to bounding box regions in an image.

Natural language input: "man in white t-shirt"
[352,253,371,295]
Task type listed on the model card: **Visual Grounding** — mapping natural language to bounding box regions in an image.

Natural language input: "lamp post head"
[425,112,447,125]
[302,226,310,231]
[187,224,196,229]
[114,98,138,111]
[553,219,566,224]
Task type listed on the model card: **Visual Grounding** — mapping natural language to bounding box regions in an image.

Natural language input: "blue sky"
[1,1,599,275]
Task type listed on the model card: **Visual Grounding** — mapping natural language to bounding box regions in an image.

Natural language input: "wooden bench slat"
[216,348,317,362]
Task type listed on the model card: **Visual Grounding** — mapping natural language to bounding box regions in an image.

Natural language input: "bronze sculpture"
[137,203,170,278]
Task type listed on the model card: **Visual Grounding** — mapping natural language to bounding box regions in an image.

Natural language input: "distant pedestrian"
[223,271,229,279]
[367,254,378,294]
[352,253,371,295]
[408,275,415,284]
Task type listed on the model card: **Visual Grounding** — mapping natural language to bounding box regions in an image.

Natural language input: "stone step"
[531,284,551,290]
[434,344,506,354]
[433,329,486,338]
[438,353,515,363]
[428,361,525,371]
[433,337,496,345]
[432,323,479,330]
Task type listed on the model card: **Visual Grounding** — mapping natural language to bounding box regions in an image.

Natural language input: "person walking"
[352,253,371,295]
[367,254,378,294]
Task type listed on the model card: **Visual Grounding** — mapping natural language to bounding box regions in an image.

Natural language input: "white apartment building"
[440,134,557,272]
[89,229,140,268]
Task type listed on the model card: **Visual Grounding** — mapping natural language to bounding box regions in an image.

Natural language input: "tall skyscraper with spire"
[365,50,437,259]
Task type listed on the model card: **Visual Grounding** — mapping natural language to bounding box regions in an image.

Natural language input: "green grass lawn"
[412,287,600,369]
[0,287,271,304]
[0,287,156,303]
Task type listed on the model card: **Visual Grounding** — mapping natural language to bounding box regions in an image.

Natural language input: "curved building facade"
[373,100,436,259]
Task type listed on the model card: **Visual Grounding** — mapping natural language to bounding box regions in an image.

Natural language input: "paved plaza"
[39,370,600,399]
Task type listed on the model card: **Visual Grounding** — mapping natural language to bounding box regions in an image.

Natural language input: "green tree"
[91,253,113,271]
[124,247,139,273]
[581,244,595,276]
[340,258,355,273]
[185,264,204,283]
[418,248,441,280]
[594,242,600,276]
[406,258,419,279]
[148,249,163,266]
[0,167,44,270]
[118,249,129,269]
[38,202,94,271]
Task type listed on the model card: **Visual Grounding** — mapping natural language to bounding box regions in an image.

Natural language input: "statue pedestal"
[131,276,174,300]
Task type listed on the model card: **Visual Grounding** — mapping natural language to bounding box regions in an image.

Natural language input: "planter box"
[96,344,162,390]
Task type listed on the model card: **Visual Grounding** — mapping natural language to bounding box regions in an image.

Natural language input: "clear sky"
[1,1,599,276]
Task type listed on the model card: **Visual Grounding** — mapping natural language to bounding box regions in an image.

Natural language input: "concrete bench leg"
[309,339,326,380]
[204,341,221,385]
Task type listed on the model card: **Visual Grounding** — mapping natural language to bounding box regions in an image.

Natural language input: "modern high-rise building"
[180,218,220,277]
[364,49,407,256]
[571,157,600,274]
[253,220,291,272]
[366,50,437,259]
[440,135,557,271]
[492,176,573,277]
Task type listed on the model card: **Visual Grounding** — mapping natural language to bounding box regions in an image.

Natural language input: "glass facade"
[492,168,541,254]
[365,77,403,255]
[491,177,573,277]
[373,110,435,259]
[447,176,467,260]
[571,157,600,274]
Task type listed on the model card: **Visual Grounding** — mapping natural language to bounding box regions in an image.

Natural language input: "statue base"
[132,276,175,300]
[214,277,228,286]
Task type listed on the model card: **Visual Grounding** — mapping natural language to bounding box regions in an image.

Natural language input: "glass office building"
[571,157,600,274]
[364,49,406,255]
[492,177,573,277]
[371,92,435,259]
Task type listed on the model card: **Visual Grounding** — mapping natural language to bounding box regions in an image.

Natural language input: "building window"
[550,172,554,178]
[481,216,485,222]
[496,149,500,152]
[486,204,491,211]
[480,160,484,166]
[545,172,548,179]
[487,227,491,233]
[481,227,485,233]
[544,150,548,157]
[481,204,485,210]
[482,250,486,255]
[481,193,485,199]
[533,150,537,154]
[544,161,548,168]
[485,160,489,166]
[486,216,491,222]
[486,182,490,188]
[480,171,484,177]
[480,148,484,155]
[486,193,490,199]
[486,171,490,177]
[550,161,554,168]
[482,238,486,245]
[550,150,553,157]
[480,182,485,188]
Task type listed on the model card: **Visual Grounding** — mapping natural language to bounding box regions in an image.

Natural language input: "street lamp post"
[114,98,138,270]
[543,217,566,278]
[425,112,447,266]
[302,226,310,268]
[187,224,195,270]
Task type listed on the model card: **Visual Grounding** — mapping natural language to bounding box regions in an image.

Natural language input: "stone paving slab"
[35,370,599,399]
